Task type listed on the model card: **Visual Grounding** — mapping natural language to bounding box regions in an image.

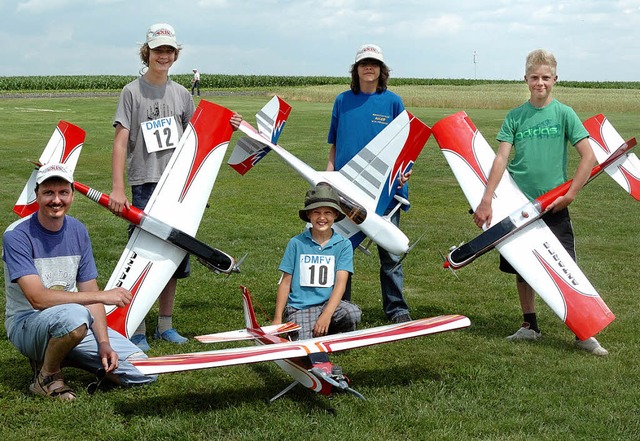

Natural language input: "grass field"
[1,85,639,440]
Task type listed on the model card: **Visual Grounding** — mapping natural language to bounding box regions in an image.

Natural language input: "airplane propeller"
[390,231,425,273]
[309,366,366,400]
[439,248,461,281]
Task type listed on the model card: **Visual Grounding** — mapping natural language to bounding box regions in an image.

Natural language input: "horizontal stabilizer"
[227,95,292,175]
[584,114,640,201]
[196,322,300,343]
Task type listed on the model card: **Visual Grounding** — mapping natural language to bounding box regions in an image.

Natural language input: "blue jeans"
[343,210,409,320]
[377,210,409,320]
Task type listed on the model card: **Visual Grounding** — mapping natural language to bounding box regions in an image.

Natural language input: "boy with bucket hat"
[272,183,361,340]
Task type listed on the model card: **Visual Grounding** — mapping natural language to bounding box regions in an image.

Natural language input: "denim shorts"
[9,304,156,386]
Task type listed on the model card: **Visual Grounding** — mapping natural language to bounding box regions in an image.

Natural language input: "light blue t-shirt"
[3,214,98,335]
[279,229,353,310]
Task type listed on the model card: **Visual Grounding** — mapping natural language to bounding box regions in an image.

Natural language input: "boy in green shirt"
[473,49,607,356]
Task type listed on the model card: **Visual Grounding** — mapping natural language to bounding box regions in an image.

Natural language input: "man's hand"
[98,341,119,372]
[101,287,132,308]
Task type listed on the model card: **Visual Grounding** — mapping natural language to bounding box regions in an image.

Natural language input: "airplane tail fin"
[583,114,640,201]
[13,121,85,217]
[241,285,262,330]
[227,96,292,175]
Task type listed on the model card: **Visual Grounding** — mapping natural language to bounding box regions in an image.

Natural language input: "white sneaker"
[575,337,609,356]
[506,322,541,341]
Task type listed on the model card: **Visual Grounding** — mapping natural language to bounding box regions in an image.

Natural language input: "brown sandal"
[29,371,77,401]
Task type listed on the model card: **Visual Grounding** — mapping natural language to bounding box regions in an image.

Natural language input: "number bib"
[141,116,179,154]
[299,254,335,288]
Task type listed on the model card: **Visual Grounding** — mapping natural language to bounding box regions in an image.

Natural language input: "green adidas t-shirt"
[497,99,588,200]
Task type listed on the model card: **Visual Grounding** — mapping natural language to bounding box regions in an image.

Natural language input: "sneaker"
[506,322,541,341]
[575,337,609,356]
[155,328,188,344]
[392,313,412,324]
[130,333,150,352]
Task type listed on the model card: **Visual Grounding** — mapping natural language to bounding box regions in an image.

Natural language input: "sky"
[2,0,640,81]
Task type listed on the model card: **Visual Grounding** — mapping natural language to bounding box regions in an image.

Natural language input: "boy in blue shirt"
[272,184,361,340]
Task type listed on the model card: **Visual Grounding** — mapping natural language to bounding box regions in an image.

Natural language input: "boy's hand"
[230,113,243,130]
[473,200,493,228]
[313,313,332,337]
[397,170,412,189]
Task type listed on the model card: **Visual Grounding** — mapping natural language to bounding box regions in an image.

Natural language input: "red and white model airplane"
[13,101,240,338]
[131,285,470,401]
[227,96,432,256]
[431,111,640,340]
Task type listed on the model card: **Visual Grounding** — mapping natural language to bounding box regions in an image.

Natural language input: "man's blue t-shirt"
[3,214,98,334]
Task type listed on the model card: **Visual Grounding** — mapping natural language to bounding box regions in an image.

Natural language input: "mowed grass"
[0,85,639,440]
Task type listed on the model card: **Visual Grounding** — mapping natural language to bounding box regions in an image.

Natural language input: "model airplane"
[227,96,432,256]
[431,111,619,340]
[102,100,238,337]
[131,285,470,401]
[13,120,85,217]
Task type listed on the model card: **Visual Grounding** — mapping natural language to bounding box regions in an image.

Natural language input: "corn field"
[1,74,639,92]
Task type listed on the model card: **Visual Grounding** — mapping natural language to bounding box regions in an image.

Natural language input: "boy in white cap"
[109,23,242,349]
[3,164,156,401]
[326,44,413,324]
[272,183,361,340]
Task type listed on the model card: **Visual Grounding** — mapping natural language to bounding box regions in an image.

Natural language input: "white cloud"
[3,0,640,80]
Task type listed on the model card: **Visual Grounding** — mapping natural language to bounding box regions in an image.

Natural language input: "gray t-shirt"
[114,76,195,185]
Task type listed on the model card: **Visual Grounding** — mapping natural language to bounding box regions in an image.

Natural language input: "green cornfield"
[2,74,640,92]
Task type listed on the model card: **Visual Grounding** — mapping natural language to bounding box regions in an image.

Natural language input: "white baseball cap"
[36,163,74,185]
[146,23,178,49]
[355,44,384,64]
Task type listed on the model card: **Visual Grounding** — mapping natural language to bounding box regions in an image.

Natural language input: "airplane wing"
[13,121,85,217]
[432,111,614,340]
[318,110,431,246]
[583,114,640,200]
[130,314,470,375]
[105,100,235,337]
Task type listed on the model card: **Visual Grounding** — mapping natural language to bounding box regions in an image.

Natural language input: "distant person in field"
[473,49,607,356]
[191,68,200,97]
[2,163,156,401]
[272,183,361,340]
[326,43,413,324]
[108,23,241,351]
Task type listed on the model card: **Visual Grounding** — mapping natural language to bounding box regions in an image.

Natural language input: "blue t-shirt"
[3,214,98,334]
[279,229,353,310]
[327,89,407,211]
